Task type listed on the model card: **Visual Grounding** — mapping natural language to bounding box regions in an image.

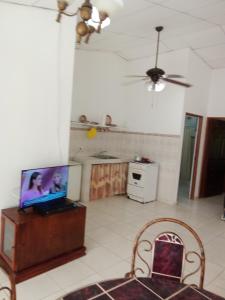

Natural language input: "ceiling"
[2,0,225,68]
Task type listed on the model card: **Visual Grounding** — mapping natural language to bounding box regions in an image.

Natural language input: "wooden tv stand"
[0,202,86,283]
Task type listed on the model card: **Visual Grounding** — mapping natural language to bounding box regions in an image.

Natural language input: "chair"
[0,257,16,300]
[126,218,205,289]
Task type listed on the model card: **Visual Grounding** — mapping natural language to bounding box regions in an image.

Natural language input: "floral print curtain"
[90,163,128,201]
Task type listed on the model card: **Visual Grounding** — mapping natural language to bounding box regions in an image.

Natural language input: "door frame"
[181,113,203,200]
[199,117,225,197]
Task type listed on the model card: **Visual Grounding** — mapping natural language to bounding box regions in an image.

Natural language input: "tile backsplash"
[70,129,182,205]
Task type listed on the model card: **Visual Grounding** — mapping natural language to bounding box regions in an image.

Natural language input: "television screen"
[20,166,69,209]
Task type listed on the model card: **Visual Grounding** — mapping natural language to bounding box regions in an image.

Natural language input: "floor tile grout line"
[40,289,65,300]
[204,267,225,287]
[19,273,64,300]
[46,272,72,292]
[58,273,103,295]
[45,261,100,293]
[206,282,225,295]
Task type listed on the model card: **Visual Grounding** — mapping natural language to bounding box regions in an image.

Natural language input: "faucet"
[95,150,107,156]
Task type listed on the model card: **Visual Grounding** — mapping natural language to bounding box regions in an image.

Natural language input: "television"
[19,166,69,209]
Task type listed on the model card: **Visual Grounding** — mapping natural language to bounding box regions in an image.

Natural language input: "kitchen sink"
[91,154,119,160]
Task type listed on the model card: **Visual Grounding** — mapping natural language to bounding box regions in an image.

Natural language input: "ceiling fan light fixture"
[147,80,166,92]
[125,26,192,90]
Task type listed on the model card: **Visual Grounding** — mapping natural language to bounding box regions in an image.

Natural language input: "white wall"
[184,51,212,116]
[71,50,127,126]
[183,50,212,198]
[0,2,76,208]
[208,68,225,117]
[72,48,189,135]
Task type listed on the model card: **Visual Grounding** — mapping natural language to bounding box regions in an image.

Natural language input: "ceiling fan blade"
[162,77,192,88]
[122,79,143,86]
[123,78,149,86]
[165,74,184,79]
[125,75,148,78]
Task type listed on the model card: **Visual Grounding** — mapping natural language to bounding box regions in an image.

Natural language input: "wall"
[208,68,225,117]
[192,67,225,198]
[72,48,189,135]
[0,2,76,208]
[183,51,212,198]
[71,50,127,126]
[184,51,212,116]
[70,129,181,204]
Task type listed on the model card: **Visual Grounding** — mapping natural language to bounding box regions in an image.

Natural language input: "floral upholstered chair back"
[151,232,184,281]
[126,218,205,289]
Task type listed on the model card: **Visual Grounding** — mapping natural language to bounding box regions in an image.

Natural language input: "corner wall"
[0,3,76,208]
[71,48,191,204]
[72,48,189,135]
[208,68,225,117]
[183,50,212,198]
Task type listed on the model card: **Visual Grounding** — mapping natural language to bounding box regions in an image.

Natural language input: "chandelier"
[56,0,124,44]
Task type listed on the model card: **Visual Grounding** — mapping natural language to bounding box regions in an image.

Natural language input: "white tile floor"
[2,195,225,300]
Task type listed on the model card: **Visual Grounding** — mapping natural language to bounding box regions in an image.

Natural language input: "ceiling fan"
[126,26,192,92]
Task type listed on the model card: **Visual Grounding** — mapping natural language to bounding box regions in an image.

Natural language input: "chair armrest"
[0,257,16,300]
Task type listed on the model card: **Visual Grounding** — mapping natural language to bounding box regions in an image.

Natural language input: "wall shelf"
[71,121,118,130]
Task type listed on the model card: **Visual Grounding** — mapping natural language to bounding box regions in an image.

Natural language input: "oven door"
[128,168,145,187]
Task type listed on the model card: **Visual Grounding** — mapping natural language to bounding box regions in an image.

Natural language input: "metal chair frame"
[126,218,205,289]
[0,257,16,300]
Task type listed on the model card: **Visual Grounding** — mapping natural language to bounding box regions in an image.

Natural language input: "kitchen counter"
[70,154,132,202]
[69,160,82,166]
[71,154,131,165]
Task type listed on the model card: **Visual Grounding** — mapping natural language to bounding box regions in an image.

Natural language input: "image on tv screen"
[20,166,69,208]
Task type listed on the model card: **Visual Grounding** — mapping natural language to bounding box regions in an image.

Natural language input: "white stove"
[127,161,159,203]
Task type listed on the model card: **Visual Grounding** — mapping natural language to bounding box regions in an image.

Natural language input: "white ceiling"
[2,0,225,68]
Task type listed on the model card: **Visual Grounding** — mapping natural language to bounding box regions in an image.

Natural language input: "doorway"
[200,118,225,197]
[178,113,203,201]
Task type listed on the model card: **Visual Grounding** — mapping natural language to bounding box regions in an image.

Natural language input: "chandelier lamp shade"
[56,0,124,44]
[146,80,166,92]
